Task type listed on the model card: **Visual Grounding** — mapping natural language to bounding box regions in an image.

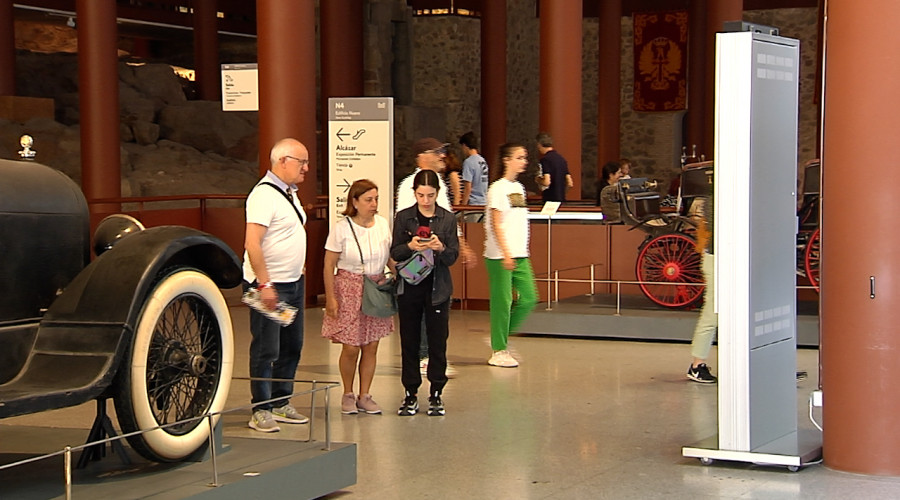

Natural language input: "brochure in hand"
[241,287,298,326]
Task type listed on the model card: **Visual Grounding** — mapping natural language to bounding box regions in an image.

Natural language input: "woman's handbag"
[361,275,398,318]
[396,249,435,285]
[347,218,397,317]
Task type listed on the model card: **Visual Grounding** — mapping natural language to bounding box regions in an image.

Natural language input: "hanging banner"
[633,11,689,112]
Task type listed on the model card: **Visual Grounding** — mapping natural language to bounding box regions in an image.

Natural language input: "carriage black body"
[0,157,241,462]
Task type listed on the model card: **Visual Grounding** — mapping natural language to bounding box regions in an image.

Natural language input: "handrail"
[537,262,818,314]
[0,377,339,499]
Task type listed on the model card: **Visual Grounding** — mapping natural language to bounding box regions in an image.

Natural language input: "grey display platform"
[0,425,356,499]
[518,294,820,347]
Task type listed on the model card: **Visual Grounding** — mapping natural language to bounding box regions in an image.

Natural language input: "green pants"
[485,257,538,351]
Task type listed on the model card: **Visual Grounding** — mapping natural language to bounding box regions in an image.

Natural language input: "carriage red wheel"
[636,233,705,309]
[804,228,820,293]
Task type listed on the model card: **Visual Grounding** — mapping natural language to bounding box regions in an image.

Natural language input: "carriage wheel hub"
[663,263,680,279]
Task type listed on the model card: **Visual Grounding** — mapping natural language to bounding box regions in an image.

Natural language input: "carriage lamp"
[18,135,36,160]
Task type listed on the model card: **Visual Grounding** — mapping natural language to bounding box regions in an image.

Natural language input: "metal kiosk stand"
[681,27,822,470]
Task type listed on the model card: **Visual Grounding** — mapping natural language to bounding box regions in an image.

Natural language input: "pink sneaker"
[356,394,382,414]
[341,393,358,414]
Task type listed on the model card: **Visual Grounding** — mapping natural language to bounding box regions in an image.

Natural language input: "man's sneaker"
[271,403,309,424]
[427,394,445,416]
[398,392,418,416]
[445,362,458,378]
[249,409,281,432]
[341,393,358,415]
[419,357,429,375]
[488,350,518,368]
[687,363,717,384]
[356,394,382,414]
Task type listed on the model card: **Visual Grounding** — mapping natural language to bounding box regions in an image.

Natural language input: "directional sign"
[327,98,394,234]
[221,64,258,111]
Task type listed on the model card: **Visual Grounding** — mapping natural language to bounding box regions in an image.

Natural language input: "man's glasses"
[284,155,310,167]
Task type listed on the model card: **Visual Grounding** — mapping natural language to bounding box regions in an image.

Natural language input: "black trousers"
[397,288,449,395]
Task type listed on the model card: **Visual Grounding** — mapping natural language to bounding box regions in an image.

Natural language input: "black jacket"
[391,205,459,305]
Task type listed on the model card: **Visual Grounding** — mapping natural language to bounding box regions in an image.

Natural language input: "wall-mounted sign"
[221,63,259,111]
[327,97,394,233]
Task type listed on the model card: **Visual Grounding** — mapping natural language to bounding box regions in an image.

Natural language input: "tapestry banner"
[633,11,689,112]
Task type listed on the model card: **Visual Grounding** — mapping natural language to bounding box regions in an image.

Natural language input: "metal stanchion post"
[615,281,622,316]
[307,381,317,444]
[206,414,219,487]
[324,387,332,451]
[546,214,552,310]
[590,265,595,296]
[64,446,72,500]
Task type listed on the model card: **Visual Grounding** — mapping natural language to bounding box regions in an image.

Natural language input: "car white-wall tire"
[115,269,233,462]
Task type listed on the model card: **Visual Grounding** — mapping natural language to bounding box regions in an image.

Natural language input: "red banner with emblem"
[633,11,689,112]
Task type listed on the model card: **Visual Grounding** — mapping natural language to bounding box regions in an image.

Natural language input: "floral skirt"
[321,269,394,346]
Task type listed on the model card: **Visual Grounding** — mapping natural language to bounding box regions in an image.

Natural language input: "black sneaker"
[427,393,445,416]
[398,392,418,416]
[687,363,717,384]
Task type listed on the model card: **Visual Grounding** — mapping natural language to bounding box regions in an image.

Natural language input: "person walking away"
[243,138,311,432]
[322,179,395,414]
[534,132,573,203]
[485,143,539,367]
[459,131,489,205]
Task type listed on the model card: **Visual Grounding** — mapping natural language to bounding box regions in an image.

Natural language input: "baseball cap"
[413,137,448,157]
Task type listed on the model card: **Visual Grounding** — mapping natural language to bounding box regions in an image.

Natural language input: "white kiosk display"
[681,29,822,470]
[326,97,394,232]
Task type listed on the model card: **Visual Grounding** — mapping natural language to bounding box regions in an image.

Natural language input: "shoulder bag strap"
[346,217,366,272]
[259,182,306,224]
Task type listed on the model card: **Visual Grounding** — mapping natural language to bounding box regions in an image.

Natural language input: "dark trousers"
[245,277,305,411]
[398,288,449,396]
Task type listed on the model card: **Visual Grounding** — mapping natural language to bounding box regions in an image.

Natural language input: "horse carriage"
[0,142,241,463]
[605,161,711,309]
[609,157,821,309]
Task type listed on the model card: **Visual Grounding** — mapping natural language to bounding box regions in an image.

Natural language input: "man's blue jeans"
[246,276,305,411]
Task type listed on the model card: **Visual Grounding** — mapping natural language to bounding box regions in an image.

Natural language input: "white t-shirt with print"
[484,178,530,259]
[324,215,392,275]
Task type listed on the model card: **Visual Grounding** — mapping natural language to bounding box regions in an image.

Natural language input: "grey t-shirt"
[461,153,489,205]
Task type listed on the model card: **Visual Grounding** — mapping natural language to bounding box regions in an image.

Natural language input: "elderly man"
[243,137,311,432]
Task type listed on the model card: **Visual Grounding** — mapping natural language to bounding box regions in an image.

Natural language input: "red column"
[481,0,506,168]
[539,0,582,199]
[686,0,707,156]
[821,0,900,475]
[256,0,317,206]
[704,0,742,159]
[193,0,220,101]
[0,0,14,96]
[597,0,621,166]
[76,0,120,206]
[321,0,363,191]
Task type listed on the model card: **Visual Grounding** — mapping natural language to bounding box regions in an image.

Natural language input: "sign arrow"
[338,178,352,193]
[336,127,350,142]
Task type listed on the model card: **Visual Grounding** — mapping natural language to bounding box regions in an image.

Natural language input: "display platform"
[518,294,820,347]
[0,424,356,499]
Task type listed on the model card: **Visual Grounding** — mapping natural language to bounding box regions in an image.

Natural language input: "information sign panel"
[327,98,394,233]
[221,64,259,111]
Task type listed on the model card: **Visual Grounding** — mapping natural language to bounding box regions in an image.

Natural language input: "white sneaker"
[419,357,429,375]
[488,350,518,368]
[445,362,458,378]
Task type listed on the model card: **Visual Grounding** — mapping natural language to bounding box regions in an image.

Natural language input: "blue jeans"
[246,276,305,411]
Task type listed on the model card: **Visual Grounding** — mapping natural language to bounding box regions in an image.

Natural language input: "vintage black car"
[0,153,241,462]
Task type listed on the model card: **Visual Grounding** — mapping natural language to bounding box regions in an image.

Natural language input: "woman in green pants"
[484,142,538,367]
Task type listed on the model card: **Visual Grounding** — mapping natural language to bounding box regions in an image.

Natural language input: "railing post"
[64,445,72,500]
[615,281,622,316]
[307,380,317,444]
[206,414,220,487]
[554,270,559,303]
[324,385,332,451]
[590,264,595,296]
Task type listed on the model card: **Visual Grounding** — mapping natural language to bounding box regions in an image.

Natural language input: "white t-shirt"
[242,172,307,283]
[395,168,452,213]
[324,215,392,275]
[484,178,530,259]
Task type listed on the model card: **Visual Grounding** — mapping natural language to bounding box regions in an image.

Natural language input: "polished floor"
[6,303,900,499]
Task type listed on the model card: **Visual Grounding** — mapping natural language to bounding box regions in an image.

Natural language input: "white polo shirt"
[242,171,307,283]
